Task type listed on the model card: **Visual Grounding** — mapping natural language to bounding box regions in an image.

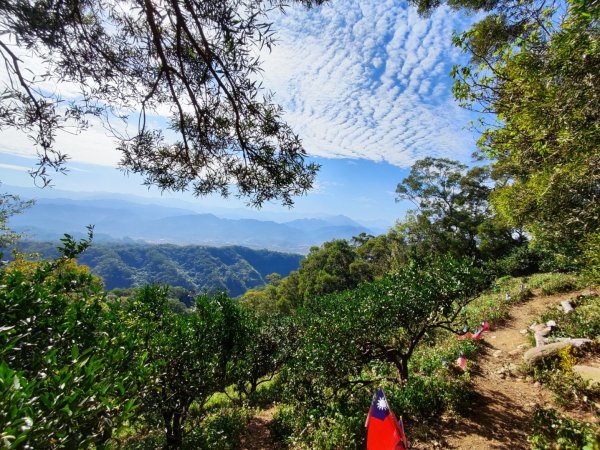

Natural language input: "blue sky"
[0,0,479,228]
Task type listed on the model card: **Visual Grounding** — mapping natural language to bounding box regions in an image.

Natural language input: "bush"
[489,246,541,277]
[387,374,473,419]
[270,405,297,444]
[539,295,600,340]
[184,407,251,450]
[530,408,600,449]
[528,273,582,295]
[583,232,600,287]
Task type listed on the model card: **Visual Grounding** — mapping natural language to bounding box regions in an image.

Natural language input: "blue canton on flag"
[371,388,390,421]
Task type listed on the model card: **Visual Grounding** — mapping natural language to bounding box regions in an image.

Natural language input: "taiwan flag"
[365,388,408,450]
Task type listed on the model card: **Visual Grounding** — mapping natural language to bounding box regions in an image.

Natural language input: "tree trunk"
[394,357,409,382]
[163,410,183,449]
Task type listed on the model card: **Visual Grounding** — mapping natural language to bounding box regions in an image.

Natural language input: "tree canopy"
[0,0,325,206]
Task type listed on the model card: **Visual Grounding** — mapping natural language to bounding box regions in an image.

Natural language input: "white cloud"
[0,116,123,167]
[260,0,476,168]
[0,163,30,172]
[0,0,476,170]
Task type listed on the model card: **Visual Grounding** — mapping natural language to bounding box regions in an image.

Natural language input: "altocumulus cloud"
[261,0,477,167]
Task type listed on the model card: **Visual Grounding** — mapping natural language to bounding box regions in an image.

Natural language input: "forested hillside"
[9,241,303,296]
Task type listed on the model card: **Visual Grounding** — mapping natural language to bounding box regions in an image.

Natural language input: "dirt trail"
[416,290,591,449]
[239,406,280,450]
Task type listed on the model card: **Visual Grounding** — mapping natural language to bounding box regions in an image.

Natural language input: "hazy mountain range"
[6,186,384,253]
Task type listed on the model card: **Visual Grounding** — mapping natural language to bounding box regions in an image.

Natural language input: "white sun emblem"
[376,397,388,411]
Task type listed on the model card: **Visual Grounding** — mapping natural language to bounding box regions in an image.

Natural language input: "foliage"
[11,241,302,296]
[0,0,323,206]
[0,241,136,448]
[527,291,600,409]
[395,157,527,264]
[531,408,600,450]
[232,312,297,405]
[539,294,600,341]
[451,0,600,266]
[287,255,486,395]
[183,407,252,450]
[125,286,247,448]
[583,232,600,287]
[518,272,583,296]
[0,189,33,249]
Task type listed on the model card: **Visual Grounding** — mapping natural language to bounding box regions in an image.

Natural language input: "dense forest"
[7,242,303,297]
[1,0,599,448]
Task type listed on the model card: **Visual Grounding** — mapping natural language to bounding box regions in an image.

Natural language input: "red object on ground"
[481,320,491,332]
[456,354,467,370]
[366,388,408,450]
[457,332,473,340]
[471,328,484,340]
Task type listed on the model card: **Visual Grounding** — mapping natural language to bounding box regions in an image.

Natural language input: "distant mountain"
[8,196,374,253]
[10,241,303,297]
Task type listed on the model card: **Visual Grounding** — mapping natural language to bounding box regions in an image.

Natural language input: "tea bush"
[530,408,600,449]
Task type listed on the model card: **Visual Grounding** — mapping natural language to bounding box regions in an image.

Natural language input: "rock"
[509,349,521,356]
[520,329,528,335]
[561,301,574,313]
[534,333,547,348]
[525,376,533,382]
[523,341,573,365]
[493,350,503,358]
[573,365,600,386]
[553,338,594,347]
[531,323,552,336]
[534,382,541,388]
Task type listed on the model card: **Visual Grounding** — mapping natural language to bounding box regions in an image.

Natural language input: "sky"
[0,0,479,228]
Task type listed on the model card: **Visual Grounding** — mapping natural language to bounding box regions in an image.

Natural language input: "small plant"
[528,273,582,295]
[530,407,600,449]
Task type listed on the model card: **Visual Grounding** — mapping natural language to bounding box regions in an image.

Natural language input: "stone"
[530,323,552,336]
[561,301,574,313]
[573,365,600,386]
[509,349,521,356]
[493,350,503,358]
[523,342,572,365]
[520,329,528,335]
[553,338,594,347]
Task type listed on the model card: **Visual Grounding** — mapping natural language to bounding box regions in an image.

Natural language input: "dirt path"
[239,406,281,450]
[415,290,591,449]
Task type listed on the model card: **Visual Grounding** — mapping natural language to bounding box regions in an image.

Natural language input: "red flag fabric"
[456,353,467,370]
[366,388,408,450]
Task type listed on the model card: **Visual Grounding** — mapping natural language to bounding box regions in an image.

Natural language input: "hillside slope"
[11,242,303,297]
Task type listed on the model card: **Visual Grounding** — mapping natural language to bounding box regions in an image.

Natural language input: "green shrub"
[387,374,473,419]
[582,232,600,287]
[530,408,600,449]
[270,404,299,444]
[184,407,251,450]
[539,295,600,340]
[306,412,364,450]
[489,246,541,277]
[528,273,582,295]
